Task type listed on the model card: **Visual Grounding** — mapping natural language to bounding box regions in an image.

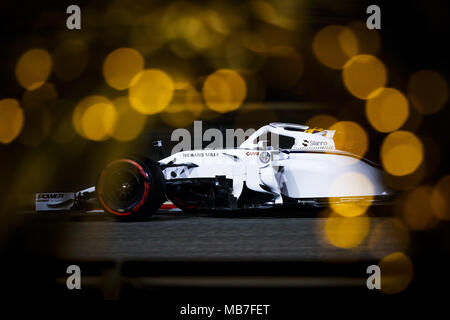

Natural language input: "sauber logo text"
[246,151,260,156]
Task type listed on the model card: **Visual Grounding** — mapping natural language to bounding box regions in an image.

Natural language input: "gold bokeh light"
[0,99,24,144]
[203,69,247,113]
[111,97,147,142]
[324,212,370,249]
[81,103,117,141]
[407,69,448,115]
[128,69,175,115]
[365,88,409,132]
[431,175,450,221]
[402,186,438,230]
[329,172,374,217]
[103,48,145,90]
[15,49,52,90]
[312,25,358,69]
[329,121,368,157]
[73,95,112,139]
[381,131,423,176]
[379,252,413,294]
[342,54,387,100]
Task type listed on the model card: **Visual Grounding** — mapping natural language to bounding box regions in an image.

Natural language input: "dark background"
[0,0,449,304]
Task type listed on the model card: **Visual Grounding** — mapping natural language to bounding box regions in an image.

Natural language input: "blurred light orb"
[15,49,52,90]
[402,186,438,230]
[53,38,89,81]
[324,213,370,249]
[73,95,112,139]
[343,54,387,99]
[103,48,145,90]
[329,173,374,217]
[381,131,423,176]
[431,175,450,221]
[203,69,247,113]
[407,70,448,115]
[111,97,147,142]
[128,69,175,115]
[329,121,368,157]
[379,252,413,294]
[312,25,359,69]
[81,103,117,141]
[365,88,409,132]
[306,114,337,129]
[0,99,24,144]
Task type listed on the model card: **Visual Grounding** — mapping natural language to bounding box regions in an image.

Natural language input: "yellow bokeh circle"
[0,99,24,144]
[379,252,413,294]
[407,69,448,115]
[103,48,145,90]
[342,54,387,99]
[402,186,438,230]
[81,103,117,141]
[128,69,175,115]
[15,49,52,90]
[324,213,370,249]
[73,95,113,139]
[365,88,409,132]
[329,121,368,157]
[381,131,423,176]
[329,172,374,217]
[202,69,247,113]
[312,25,359,69]
[431,175,450,221]
[111,97,147,142]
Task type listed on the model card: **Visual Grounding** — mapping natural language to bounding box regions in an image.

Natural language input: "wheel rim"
[103,170,141,208]
[98,159,150,215]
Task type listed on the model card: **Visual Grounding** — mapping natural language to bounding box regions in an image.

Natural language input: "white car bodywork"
[159,123,392,208]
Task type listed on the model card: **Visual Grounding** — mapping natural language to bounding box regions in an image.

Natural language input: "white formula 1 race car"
[91,123,393,219]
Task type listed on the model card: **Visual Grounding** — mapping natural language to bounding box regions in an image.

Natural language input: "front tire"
[96,156,165,220]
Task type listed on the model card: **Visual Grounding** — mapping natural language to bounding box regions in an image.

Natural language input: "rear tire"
[96,156,165,220]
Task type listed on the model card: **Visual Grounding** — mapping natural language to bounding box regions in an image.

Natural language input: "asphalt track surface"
[46,209,406,262]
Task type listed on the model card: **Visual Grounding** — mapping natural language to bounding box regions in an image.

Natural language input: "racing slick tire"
[96,156,165,220]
